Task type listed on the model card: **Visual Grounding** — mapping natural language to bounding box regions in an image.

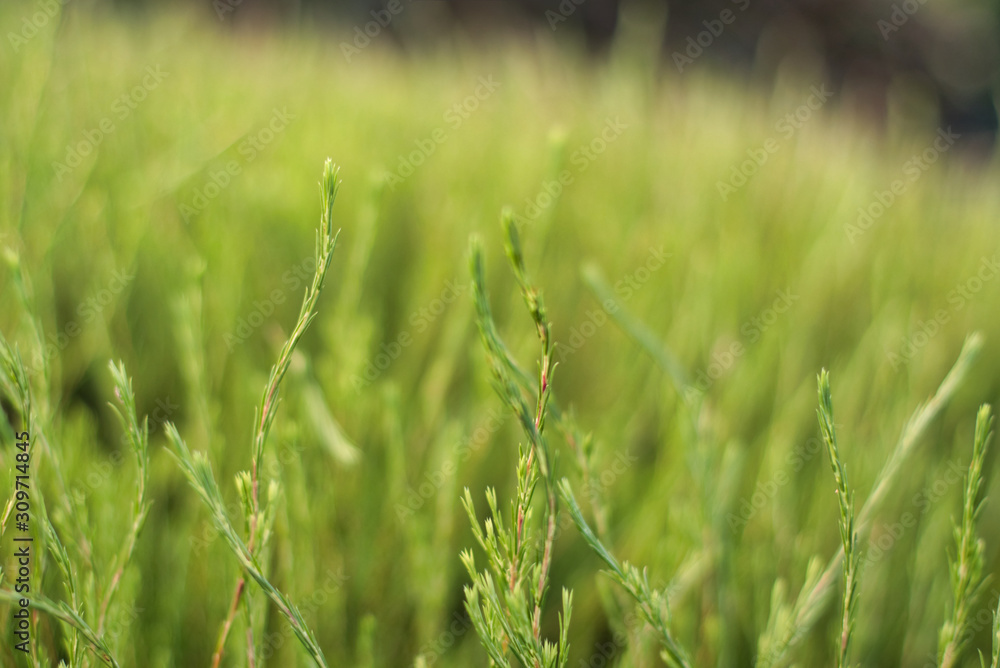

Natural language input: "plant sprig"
[0,336,123,667]
[462,211,571,668]
[167,159,341,668]
[0,588,120,668]
[100,361,152,635]
[251,159,341,486]
[940,404,994,668]
[816,370,859,668]
[981,597,1000,668]
[166,424,326,667]
[756,333,982,668]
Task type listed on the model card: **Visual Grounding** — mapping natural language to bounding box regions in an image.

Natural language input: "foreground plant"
[0,339,149,667]
[756,334,983,668]
[166,159,341,667]
[816,370,860,668]
[461,211,572,667]
[558,480,692,668]
[940,404,993,668]
[984,598,1000,668]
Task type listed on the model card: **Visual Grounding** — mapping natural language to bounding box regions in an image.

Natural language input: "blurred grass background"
[2,1,1000,666]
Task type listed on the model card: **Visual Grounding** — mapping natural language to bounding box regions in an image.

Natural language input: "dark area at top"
[110,0,1000,142]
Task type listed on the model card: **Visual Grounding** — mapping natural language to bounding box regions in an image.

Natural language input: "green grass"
[3,3,1000,667]
[816,369,860,668]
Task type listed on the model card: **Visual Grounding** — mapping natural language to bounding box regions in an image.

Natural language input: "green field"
[3,4,1000,667]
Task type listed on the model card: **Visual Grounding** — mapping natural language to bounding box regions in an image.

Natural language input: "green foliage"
[4,5,1000,667]
[816,370,859,668]
[982,598,1000,668]
[558,479,691,667]
[0,341,150,667]
[166,160,340,668]
[754,337,983,668]
[462,216,571,667]
[940,404,994,668]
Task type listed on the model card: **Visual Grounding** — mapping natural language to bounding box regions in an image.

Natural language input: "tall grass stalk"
[166,159,341,668]
[0,340,155,668]
[816,370,859,668]
[461,212,572,668]
[756,333,982,668]
[940,404,994,668]
[101,361,151,635]
[983,598,1000,668]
